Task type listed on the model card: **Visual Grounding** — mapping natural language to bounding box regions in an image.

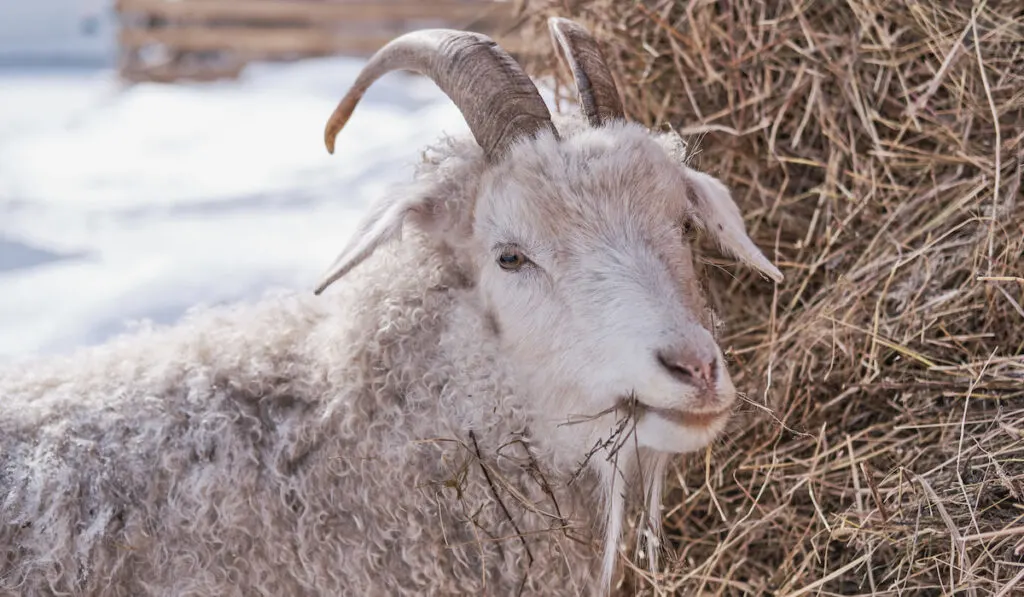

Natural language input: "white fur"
[0,105,781,595]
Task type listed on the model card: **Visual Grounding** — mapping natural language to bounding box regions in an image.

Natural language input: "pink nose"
[656,348,717,389]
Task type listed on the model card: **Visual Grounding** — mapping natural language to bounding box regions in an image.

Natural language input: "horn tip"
[324,120,338,154]
[324,92,362,156]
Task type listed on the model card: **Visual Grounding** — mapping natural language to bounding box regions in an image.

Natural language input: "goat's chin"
[634,411,730,453]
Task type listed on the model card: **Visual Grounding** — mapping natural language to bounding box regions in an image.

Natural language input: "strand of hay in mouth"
[512,0,1024,594]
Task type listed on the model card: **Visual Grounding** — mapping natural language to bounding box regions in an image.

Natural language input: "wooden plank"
[120,26,387,55]
[118,26,524,56]
[120,62,247,83]
[114,0,517,25]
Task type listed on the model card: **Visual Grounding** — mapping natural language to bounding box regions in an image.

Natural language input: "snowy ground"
[0,57,559,364]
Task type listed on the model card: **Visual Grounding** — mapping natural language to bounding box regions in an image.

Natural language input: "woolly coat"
[0,131,616,596]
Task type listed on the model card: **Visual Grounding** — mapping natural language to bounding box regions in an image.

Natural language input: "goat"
[0,17,782,596]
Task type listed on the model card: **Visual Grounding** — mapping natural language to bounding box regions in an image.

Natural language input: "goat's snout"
[656,347,717,390]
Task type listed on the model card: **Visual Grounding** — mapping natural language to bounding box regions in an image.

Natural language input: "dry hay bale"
[512,0,1024,594]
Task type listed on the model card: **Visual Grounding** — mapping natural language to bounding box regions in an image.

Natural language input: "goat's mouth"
[621,397,731,428]
[645,405,729,427]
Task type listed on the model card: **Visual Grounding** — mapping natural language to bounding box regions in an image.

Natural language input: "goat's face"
[470,122,781,455]
[314,23,782,460]
[314,21,785,593]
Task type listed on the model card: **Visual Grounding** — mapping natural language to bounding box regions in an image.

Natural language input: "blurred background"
[0,0,544,363]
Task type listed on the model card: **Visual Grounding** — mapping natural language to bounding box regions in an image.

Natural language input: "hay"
[513,0,1024,594]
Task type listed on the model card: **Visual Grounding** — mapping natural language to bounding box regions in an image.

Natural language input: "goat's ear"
[683,167,784,283]
[313,192,442,295]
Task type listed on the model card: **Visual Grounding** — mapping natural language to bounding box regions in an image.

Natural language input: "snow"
[0,0,116,65]
[0,57,561,364]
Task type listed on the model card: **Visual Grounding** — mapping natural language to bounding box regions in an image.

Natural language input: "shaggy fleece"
[0,112,713,596]
[0,128,619,596]
[0,242,610,595]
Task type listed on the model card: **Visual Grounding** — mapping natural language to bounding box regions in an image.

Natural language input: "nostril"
[656,350,716,387]
[657,352,693,383]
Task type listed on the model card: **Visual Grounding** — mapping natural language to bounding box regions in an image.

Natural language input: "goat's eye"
[497,249,528,271]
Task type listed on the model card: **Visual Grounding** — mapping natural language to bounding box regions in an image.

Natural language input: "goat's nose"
[656,348,717,388]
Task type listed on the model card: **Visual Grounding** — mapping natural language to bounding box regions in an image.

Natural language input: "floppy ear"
[683,167,784,283]
[313,191,443,295]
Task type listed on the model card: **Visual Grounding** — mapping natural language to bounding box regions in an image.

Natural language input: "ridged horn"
[547,17,624,126]
[324,30,558,161]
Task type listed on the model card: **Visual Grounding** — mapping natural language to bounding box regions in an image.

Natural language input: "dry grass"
[512,0,1024,594]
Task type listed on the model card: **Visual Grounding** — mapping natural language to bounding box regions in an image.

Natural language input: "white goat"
[0,18,782,597]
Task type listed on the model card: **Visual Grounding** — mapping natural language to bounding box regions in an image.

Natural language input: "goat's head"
[314,19,782,460]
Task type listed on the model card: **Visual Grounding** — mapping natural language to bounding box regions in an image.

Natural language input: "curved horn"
[547,17,624,126]
[324,30,557,162]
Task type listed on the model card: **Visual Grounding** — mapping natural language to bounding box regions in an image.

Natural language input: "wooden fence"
[114,0,526,82]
